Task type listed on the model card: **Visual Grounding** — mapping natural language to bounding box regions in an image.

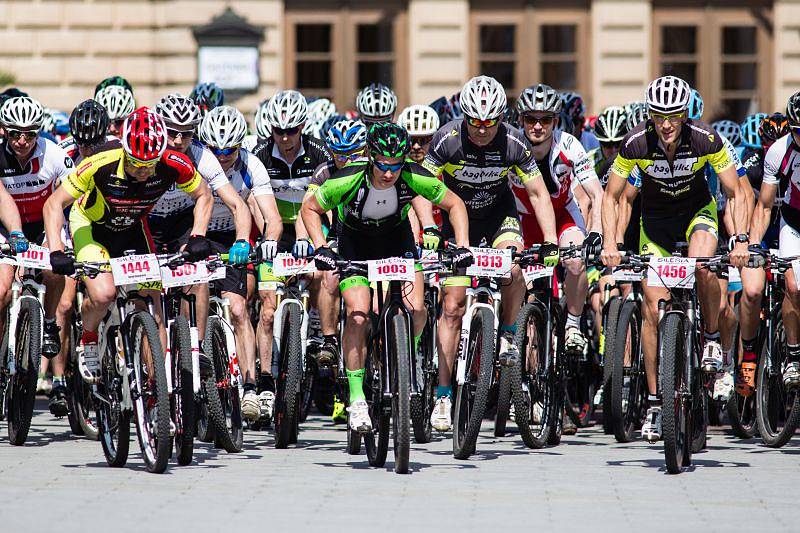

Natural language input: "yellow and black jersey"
[611,119,733,218]
[64,146,201,231]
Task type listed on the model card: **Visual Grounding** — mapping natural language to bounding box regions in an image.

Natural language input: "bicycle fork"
[6,278,45,375]
[455,288,500,385]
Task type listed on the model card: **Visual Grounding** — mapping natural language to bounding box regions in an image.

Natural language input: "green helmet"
[94,76,133,97]
[367,122,409,159]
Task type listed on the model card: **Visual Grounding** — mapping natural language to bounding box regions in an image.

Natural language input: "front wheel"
[274,304,303,449]
[203,316,243,453]
[7,298,42,445]
[611,300,646,443]
[756,320,800,447]
[453,307,494,459]
[171,317,195,466]
[660,313,689,475]
[96,329,130,467]
[128,311,171,474]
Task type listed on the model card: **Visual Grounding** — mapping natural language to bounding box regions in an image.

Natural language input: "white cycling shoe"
[641,406,662,443]
[348,399,372,433]
[701,339,723,374]
[78,342,101,384]
[498,333,519,367]
[712,368,735,402]
[430,396,453,432]
[565,325,587,357]
[241,390,260,422]
[258,390,275,422]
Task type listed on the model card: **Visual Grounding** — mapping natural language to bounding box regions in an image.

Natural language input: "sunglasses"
[374,160,404,173]
[334,150,365,163]
[411,135,433,146]
[126,155,159,169]
[651,112,686,124]
[466,117,500,128]
[210,145,240,156]
[167,128,195,138]
[6,130,39,141]
[274,126,300,136]
[522,114,555,126]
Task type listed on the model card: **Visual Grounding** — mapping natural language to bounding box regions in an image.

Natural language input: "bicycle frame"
[162,289,201,395]
[272,275,311,374]
[455,278,500,385]
[373,279,419,402]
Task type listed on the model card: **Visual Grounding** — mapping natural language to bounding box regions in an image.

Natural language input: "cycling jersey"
[150,139,229,217]
[706,136,746,211]
[0,137,73,224]
[763,133,800,231]
[612,119,733,218]
[252,135,330,223]
[59,135,120,165]
[742,147,764,193]
[208,148,273,233]
[63,146,201,231]
[314,161,447,235]
[422,120,541,219]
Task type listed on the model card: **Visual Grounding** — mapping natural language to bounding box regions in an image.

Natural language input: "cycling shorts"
[148,208,193,253]
[639,199,717,258]
[441,194,523,248]
[70,207,155,263]
[520,200,585,247]
[207,230,247,299]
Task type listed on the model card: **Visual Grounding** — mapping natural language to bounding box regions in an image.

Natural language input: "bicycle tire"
[660,313,688,474]
[365,325,390,467]
[203,316,243,453]
[602,297,623,434]
[511,302,551,448]
[128,311,170,474]
[756,320,800,447]
[299,356,316,423]
[453,307,494,459]
[275,304,303,449]
[346,426,362,455]
[546,302,567,446]
[494,366,512,437]
[411,304,435,444]
[611,300,644,443]
[392,314,411,474]
[195,400,214,442]
[67,323,99,440]
[171,316,195,466]
[7,298,41,445]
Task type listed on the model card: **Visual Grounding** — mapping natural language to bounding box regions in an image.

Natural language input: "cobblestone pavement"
[0,399,798,533]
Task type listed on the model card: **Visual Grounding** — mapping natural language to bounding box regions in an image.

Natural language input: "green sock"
[413,333,422,354]
[347,368,366,403]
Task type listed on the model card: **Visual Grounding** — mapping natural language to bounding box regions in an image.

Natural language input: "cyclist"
[94,75,133,96]
[304,98,337,139]
[251,90,331,421]
[59,100,116,162]
[398,105,442,232]
[198,105,283,422]
[601,75,750,443]
[42,107,214,384]
[94,85,135,138]
[593,106,628,180]
[419,76,560,432]
[561,92,599,152]
[513,84,604,358]
[745,93,800,390]
[243,98,270,152]
[0,96,75,414]
[301,122,473,433]
[737,112,789,397]
[190,82,225,117]
[356,83,397,125]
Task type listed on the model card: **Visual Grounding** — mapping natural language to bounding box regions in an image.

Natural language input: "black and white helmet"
[516,84,562,115]
[397,105,440,136]
[356,83,397,121]
[712,120,743,148]
[254,98,271,138]
[303,98,337,136]
[94,85,136,121]
[155,93,202,127]
[0,96,45,130]
[265,90,307,130]
[786,91,800,126]
[460,76,507,120]
[594,106,629,143]
[199,105,248,149]
[645,76,691,115]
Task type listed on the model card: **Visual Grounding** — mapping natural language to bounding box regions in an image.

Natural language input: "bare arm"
[435,190,469,247]
[254,194,283,241]
[43,186,77,252]
[215,182,252,241]
[748,181,777,245]
[300,195,328,250]
[718,166,747,236]
[186,180,213,237]
[615,182,638,245]
[580,178,604,233]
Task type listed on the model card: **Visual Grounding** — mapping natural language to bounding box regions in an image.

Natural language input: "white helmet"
[306,98,336,124]
[200,105,248,149]
[712,120,743,148]
[645,76,691,115]
[94,85,136,121]
[265,90,307,130]
[356,83,397,121]
[254,99,271,138]
[155,93,202,127]
[459,76,507,121]
[594,106,629,143]
[397,105,440,136]
[0,96,45,130]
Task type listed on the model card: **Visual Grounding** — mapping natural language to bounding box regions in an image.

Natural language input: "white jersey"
[0,137,73,224]
[150,140,230,217]
[510,129,598,214]
[242,134,259,153]
[208,149,273,233]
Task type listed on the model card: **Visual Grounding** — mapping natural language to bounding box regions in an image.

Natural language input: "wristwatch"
[735,233,749,243]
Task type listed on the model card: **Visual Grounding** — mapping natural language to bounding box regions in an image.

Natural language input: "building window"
[294,24,334,97]
[540,24,577,91]
[357,21,394,88]
[659,25,698,88]
[720,25,758,120]
[477,24,517,90]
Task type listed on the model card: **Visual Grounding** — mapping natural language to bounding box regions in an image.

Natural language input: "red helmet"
[122,106,167,163]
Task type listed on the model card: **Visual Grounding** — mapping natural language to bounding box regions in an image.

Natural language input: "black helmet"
[787,92,800,126]
[759,112,790,145]
[0,87,29,109]
[69,99,110,146]
[94,76,133,97]
[367,122,409,159]
[190,82,225,115]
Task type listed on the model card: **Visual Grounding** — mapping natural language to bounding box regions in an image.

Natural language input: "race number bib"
[272,253,317,277]
[367,257,415,282]
[110,254,161,285]
[612,267,643,282]
[728,266,741,284]
[16,244,50,270]
[466,247,512,278]
[647,257,696,288]
[160,261,224,288]
[522,264,553,283]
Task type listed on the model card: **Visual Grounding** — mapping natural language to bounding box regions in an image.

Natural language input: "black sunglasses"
[273,126,300,136]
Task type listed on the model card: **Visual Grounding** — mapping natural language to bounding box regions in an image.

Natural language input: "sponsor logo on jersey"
[450,165,507,184]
